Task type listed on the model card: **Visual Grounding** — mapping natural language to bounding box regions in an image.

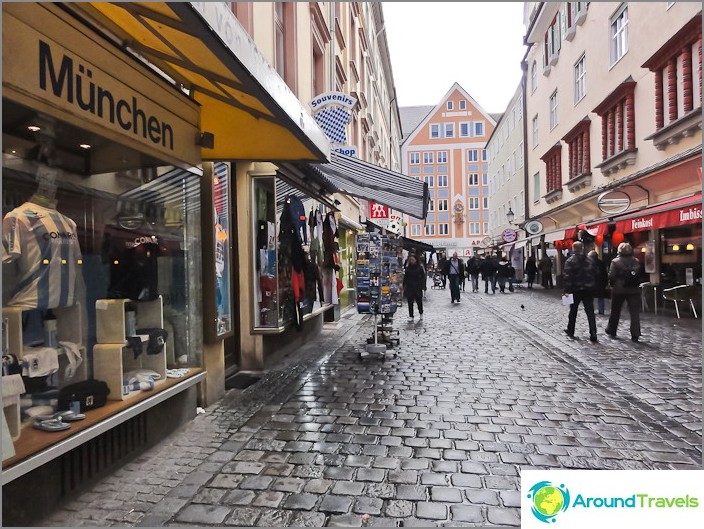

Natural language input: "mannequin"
[2,166,83,310]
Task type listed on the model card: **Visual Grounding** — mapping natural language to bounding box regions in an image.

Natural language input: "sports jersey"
[2,202,83,310]
[101,224,159,301]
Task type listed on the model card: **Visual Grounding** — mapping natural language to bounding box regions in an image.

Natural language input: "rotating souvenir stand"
[355,233,403,357]
[92,297,167,400]
[1,303,87,444]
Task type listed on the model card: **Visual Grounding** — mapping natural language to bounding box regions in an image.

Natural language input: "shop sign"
[597,190,631,215]
[333,145,358,157]
[481,236,492,247]
[369,202,389,219]
[502,229,518,243]
[309,91,357,145]
[3,10,200,164]
[615,202,703,234]
[386,214,402,234]
[524,220,544,235]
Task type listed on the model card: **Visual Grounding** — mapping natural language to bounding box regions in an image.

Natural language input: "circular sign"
[502,229,518,243]
[524,220,544,235]
[597,190,631,215]
[481,236,492,247]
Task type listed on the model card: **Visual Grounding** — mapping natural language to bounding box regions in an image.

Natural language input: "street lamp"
[506,207,515,225]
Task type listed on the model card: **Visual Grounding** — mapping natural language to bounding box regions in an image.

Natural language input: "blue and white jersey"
[2,202,83,310]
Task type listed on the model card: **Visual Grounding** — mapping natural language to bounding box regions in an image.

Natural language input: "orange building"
[400,83,498,257]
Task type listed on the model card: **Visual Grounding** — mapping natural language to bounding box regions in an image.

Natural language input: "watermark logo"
[527,481,571,523]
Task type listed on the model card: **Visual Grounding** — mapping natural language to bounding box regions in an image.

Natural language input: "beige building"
[486,84,526,251]
[523,1,702,287]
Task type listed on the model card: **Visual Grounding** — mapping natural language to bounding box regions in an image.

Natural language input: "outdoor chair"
[639,282,653,312]
[661,285,698,319]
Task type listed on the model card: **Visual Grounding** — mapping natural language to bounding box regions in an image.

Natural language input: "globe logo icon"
[527,481,570,523]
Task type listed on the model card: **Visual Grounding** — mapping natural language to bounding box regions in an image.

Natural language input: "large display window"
[2,103,203,459]
[251,175,339,330]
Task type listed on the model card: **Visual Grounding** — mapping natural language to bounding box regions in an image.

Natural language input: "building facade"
[523,1,702,287]
[486,84,526,250]
[400,83,497,257]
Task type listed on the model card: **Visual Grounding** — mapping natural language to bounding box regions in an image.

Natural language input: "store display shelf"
[251,303,333,334]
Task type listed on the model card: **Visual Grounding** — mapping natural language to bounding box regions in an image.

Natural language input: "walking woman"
[605,243,643,342]
[403,254,425,321]
[525,255,537,289]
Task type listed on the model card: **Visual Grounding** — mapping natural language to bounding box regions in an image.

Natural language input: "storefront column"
[200,342,225,405]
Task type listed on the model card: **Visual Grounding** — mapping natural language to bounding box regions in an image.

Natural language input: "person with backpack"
[605,242,643,342]
[466,255,481,293]
[496,254,513,294]
[563,241,598,342]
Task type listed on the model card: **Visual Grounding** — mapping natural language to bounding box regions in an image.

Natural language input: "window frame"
[483,196,489,209]
[481,149,487,162]
[410,152,420,164]
[427,199,435,212]
[460,122,470,137]
[410,224,422,236]
[459,100,467,110]
[437,175,448,188]
[425,224,436,236]
[533,172,541,203]
[444,122,455,138]
[468,197,480,210]
[467,173,479,186]
[574,54,586,104]
[439,223,449,235]
[532,115,539,147]
[531,61,538,93]
[424,175,435,187]
[438,198,449,211]
[430,123,441,139]
[423,152,434,164]
[469,222,481,235]
[610,4,629,66]
[467,149,479,162]
[474,121,485,137]
[437,151,448,164]
[549,90,559,130]
[447,101,454,110]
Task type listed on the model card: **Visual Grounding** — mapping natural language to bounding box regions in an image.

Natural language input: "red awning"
[564,222,609,239]
[614,193,702,233]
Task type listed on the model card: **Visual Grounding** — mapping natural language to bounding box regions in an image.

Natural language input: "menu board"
[355,233,404,314]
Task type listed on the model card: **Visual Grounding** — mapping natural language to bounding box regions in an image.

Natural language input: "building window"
[468,197,480,210]
[482,173,488,185]
[424,175,435,187]
[593,79,637,161]
[468,173,479,186]
[533,172,541,202]
[540,144,563,193]
[460,123,469,137]
[437,151,448,163]
[518,142,524,166]
[483,222,489,233]
[474,122,485,136]
[467,149,479,162]
[427,199,435,212]
[274,2,285,79]
[444,123,455,138]
[410,152,420,164]
[532,115,539,147]
[562,119,591,179]
[469,222,480,235]
[459,100,467,110]
[483,196,489,209]
[575,54,586,103]
[411,224,421,236]
[424,152,434,164]
[430,124,441,139]
[438,199,449,211]
[425,224,435,236]
[544,15,561,66]
[482,149,487,162]
[550,90,558,129]
[531,61,538,93]
[438,223,449,235]
[274,2,296,90]
[437,175,448,187]
[610,4,629,66]
[447,101,454,110]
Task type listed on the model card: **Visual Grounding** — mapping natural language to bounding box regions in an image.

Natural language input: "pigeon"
[521,304,525,310]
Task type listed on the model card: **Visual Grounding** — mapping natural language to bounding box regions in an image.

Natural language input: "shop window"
[660,225,702,287]
[1,103,204,434]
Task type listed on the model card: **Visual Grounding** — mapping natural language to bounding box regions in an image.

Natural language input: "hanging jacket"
[286,195,307,244]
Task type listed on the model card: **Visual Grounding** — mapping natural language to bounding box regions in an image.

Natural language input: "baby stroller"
[431,270,444,289]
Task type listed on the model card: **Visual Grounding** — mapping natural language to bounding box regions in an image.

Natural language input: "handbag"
[58,379,110,412]
[561,293,574,306]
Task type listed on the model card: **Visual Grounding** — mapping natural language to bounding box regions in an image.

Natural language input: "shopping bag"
[561,293,574,306]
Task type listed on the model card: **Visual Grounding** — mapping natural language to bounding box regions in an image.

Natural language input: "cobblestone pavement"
[37,286,702,527]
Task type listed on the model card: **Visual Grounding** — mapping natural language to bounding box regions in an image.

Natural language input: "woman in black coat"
[588,250,608,315]
[525,255,538,288]
[403,254,425,320]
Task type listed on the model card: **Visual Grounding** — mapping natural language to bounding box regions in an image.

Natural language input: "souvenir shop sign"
[309,91,357,145]
[3,7,200,165]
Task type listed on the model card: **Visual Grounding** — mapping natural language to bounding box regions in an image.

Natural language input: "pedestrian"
[588,250,608,315]
[539,254,554,289]
[467,254,481,292]
[563,241,598,342]
[447,251,465,303]
[480,254,497,294]
[437,253,448,289]
[525,255,537,289]
[402,253,425,321]
[460,258,468,292]
[496,254,513,293]
[605,242,643,342]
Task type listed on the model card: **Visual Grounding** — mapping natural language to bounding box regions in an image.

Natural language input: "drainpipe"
[521,50,532,256]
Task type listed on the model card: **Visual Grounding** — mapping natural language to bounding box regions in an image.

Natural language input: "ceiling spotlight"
[28,125,41,132]
[79,144,91,150]
[686,243,695,251]
[10,150,17,154]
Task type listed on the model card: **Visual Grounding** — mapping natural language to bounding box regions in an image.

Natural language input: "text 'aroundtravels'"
[38,40,175,151]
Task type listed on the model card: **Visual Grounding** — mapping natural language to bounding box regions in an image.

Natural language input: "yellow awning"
[68,2,330,162]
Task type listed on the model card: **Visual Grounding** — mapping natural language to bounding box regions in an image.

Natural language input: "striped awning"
[308,152,430,219]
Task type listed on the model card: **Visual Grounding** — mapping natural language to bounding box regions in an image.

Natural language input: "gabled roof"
[401,82,498,147]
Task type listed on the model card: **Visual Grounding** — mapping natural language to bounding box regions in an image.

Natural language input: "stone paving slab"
[35,289,701,527]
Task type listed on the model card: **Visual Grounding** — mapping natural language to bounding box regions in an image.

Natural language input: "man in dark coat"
[402,254,425,320]
[606,242,643,342]
[525,255,538,288]
[466,255,481,293]
[563,241,598,342]
[447,252,465,303]
[437,254,448,288]
[588,250,608,315]
[480,254,498,294]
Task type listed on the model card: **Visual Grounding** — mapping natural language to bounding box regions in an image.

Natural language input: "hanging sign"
[597,190,631,215]
[369,202,389,219]
[524,220,544,236]
[502,229,518,243]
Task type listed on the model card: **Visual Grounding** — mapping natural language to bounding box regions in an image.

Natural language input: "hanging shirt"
[102,224,160,301]
[2,202,83,310]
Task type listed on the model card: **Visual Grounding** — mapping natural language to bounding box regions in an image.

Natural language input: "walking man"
[467,254,481,292]
[403,253,425,321]
[563,241,598,342]
[447,252,465,303]
[437,253,448,289]
[605,242,643,342]
[480,254,497,294]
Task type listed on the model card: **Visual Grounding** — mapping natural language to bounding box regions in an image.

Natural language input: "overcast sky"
[383,2,526,114]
